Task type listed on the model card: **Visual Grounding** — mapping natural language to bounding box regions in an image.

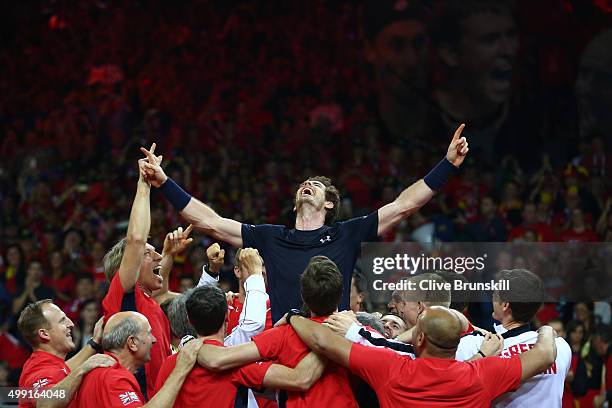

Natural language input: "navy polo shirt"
[241,211,379,322]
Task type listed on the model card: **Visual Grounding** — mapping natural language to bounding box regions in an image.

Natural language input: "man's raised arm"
[518,325,557,381]
[117,154,154,291]
[225,249,268,345]
[377,124,469,235]
[140,146,243,247]
[154,225,194,304]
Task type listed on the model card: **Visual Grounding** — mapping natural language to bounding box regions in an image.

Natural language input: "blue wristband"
[159,178,192,210]
[423,158,457,191]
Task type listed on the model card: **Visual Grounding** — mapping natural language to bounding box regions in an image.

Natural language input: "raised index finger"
[140,146,157,163]
[451,123,466,144]
[184,224,194,237]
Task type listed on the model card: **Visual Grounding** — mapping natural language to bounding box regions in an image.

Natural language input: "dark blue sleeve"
[241,224,283,250]
[339,212,379,244]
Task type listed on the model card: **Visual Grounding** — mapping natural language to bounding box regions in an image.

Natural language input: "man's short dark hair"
[308,176,340,225]
[497,269,543,323]
[300,256,343,316]
[186,285,227,336]
[17,299,53,347]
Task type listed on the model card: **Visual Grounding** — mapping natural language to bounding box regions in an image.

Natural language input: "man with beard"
[140,125,469,323]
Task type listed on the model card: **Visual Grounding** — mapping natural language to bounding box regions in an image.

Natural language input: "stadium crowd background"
[0,0,611,405]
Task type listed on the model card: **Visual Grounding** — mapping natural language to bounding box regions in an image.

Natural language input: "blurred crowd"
[0,0,611,403]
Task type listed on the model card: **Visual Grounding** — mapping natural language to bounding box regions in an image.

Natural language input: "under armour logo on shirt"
[320,235,331,243]
[119,391,141,406]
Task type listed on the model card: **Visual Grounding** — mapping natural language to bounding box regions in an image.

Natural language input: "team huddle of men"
[16,128,572,407]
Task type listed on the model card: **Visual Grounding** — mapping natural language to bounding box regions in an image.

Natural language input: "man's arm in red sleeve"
[289,315,397,389]
[100,376,145,408]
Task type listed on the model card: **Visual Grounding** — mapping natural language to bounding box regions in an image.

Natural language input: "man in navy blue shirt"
[140,125,469,322]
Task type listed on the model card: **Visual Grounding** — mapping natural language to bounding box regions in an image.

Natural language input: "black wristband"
[88,337,103,353]
[477,350,486,358]
[286,309,302,325]
[204,264,219,278]
[423,158,457,191]
[159,177,192,211]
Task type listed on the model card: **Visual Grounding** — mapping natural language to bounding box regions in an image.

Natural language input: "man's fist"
[479,332,504,357]
[239,248,263,276]
[206,243,225,274]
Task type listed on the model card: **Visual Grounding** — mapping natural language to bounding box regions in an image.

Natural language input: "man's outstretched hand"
[163,225,194,257]
[445,124,469,167]
[140,143,167,187]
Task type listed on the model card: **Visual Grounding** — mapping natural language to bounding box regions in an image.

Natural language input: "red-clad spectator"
[63,274,96,322]
[0,332,30,373]
[560,208,599,242]
[42,250,76,308]
[87,241,108,283]
[11,261,56,344]
[563,320,586,408]
[508,202,556,242]
[69,299,101,356]
[444,165,488,223]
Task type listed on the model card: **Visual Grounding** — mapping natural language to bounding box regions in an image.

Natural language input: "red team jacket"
[155,339,273,407]
[102,273,171,399]
[252,315,358,408]
[18,350,72,408]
